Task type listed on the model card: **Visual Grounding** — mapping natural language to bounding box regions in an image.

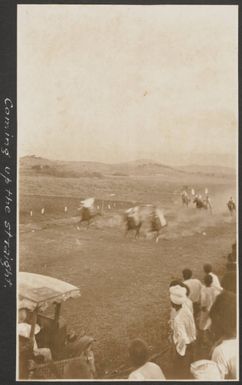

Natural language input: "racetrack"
[19,177,236,378]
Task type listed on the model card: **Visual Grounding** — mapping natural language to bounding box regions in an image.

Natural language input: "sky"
[18,5,238,167]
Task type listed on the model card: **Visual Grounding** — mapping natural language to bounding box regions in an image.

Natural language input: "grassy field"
[19,170,236,378]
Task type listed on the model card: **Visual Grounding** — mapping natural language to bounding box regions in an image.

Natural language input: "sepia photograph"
[17,4,238,380]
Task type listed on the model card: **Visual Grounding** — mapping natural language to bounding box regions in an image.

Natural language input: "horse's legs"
[135,225,141,239]
[124,227,129,237]
[155,231,159,243]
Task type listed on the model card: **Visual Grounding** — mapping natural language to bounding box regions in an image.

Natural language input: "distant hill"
[178,164,236,177]
[20,156,236,179]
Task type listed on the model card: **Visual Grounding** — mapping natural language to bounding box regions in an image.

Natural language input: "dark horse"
[193,196,207,209]
[124,205,167,242]
[193,196,212,213]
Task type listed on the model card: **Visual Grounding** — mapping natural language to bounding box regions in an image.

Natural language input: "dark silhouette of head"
[203,264,212,274]
[129,339,149,368]
[182,268,192,280]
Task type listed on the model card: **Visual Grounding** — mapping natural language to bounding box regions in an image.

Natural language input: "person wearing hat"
[18,322,52,362]
[169,280,193,314]
[169,285,196,379]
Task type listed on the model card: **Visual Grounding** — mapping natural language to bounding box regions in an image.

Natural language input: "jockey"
[204,193,212,211]
[228,197,236,209]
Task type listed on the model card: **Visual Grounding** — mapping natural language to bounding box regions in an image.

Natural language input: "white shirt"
[209,272,223,294]
[212,339,238,379]
[199,285,218,331]
[184,296,194,313]
[128,362,165,380]
[171,306,196,356]
[170,297,193,325]
[184,278,202,303]
[200,285,218,311]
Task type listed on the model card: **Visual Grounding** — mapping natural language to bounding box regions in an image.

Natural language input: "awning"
[18,272,80,311]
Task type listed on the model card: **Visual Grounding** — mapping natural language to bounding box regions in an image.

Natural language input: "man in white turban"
[169,285,196,379]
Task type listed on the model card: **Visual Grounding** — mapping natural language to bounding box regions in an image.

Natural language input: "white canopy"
[18,272,80,311]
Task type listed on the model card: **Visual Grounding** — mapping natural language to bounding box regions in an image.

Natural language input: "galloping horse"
[193,195,212,213]
[78,197,101,228]
[124,205,167,242]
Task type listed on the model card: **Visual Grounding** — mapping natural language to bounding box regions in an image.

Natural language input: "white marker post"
[64,206,68,212]
[41,208,45,215]
[30,210,33,217]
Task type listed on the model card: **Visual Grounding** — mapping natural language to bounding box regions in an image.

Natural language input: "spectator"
[210,291,237,379]
[169,285,196,379]
[211,338,238,380]
[182,269,202,316]
[128,339,165,380]
[63,356,94,379]
[198,275,217,333]
[231,243,236,259]
[203,264,222,295]
[221,263,236,294]
[18,323,52,362]
[18,308,29,323]
[169,280,193,314]
[63,336,96,378]
[228,243,236,263]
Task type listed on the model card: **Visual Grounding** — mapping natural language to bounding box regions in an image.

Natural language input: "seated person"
[18,322,52,362]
